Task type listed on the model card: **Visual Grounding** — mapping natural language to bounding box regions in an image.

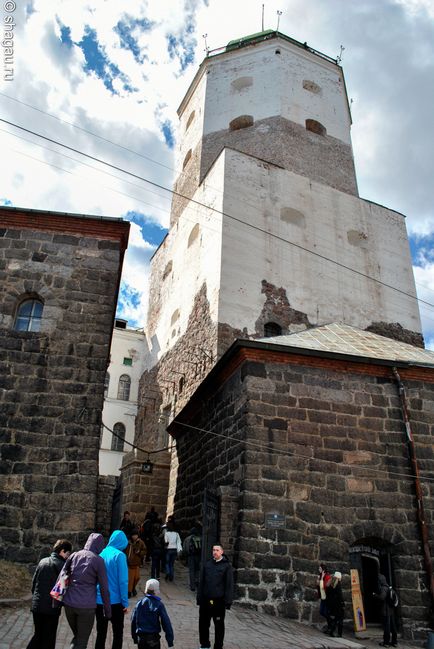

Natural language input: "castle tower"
[122,31,423,519]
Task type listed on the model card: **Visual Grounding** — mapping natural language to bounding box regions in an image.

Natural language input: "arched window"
[111,422,126,452]
[104,372,110,398]
[185,110,195,131]
[305,119,327,136]
[264,322,282,337]
[14,298,43,332]
[188,223,200,247]
[117,374,131,401]
[182,149,192,170]
[229,114,254,131]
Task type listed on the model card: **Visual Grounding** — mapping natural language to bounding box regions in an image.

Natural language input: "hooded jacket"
[197,555,234,607]
[96,530,129,609]
[374,574,395,616]
[131,594,174,647]
[31,551,65,615]
[62,533,111,618]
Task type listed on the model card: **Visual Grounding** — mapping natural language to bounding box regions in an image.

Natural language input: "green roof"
[226,30,275,51]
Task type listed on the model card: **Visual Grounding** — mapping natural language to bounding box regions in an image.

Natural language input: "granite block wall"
[0,212,128,563]
[170,353,434,640]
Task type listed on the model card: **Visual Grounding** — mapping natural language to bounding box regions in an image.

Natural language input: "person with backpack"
[373,573,398,647]
[150,523,165,580]
[183,526,202,591]
[27,538,72,649]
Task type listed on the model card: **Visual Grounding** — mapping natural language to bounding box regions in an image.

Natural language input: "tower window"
[14,298,44,332]
[188,223,200,247]
[163,260,173,280]
[117,374,131,401]
[123,357,133,366]
[182,149,192,169]
[171,309,180,326]
[303,80,321,94]
[305,119,327,136]
[185,110,195,131]
[111,422,126,452]
[231,76,253,91]
[264,322,282,337]
[229,115,254,131]
[104,372,110,398]
[179,376,185,393]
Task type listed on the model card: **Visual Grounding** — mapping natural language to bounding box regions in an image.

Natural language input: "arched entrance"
[350,538,394,625]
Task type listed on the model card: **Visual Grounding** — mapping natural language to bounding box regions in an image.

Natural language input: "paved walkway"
[0,564,423,649]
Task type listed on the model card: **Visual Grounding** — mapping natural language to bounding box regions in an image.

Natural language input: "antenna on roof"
[276,10,282,31]
[203,33,209,56]
[262,4,265,31]
[336,44,345,64]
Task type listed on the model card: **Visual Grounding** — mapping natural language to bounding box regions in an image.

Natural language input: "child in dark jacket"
[131,579,174,649]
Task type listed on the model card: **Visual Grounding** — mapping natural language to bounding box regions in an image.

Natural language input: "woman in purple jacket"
[61,533,111,649]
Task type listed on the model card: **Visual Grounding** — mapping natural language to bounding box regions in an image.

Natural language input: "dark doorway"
[350,538,395,626]
[361,554,381,623]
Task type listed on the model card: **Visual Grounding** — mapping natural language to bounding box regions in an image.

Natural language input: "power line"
[2,116,434,314]
[102,422,171,456]
[171,419,434,484]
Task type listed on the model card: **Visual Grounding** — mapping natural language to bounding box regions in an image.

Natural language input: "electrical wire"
[171,419,434,483]
[102,416,434,485]
[2,116,434,314]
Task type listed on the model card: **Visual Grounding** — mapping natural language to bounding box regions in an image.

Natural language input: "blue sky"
[1,0,433,347]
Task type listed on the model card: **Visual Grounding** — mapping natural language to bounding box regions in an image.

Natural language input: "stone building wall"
[96,475,118,538]
[169,348,434,640]
[0,208,129,563]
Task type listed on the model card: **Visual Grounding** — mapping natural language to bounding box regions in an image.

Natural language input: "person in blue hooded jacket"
[95,530,129,649]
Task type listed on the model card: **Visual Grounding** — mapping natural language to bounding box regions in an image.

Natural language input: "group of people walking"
[121,510,201,592]
[27,507,233,649]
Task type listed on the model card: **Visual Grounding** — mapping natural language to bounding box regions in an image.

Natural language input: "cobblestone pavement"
[0,564,424,649]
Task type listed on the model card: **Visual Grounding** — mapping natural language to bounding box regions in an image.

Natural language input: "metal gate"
[201,489,220,564]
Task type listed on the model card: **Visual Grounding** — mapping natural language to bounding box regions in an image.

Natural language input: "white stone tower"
[145,30,422,379]
[122,32,423,519]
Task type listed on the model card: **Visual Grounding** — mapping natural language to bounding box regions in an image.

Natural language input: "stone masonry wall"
[170,115,358,226]
[171,354,434,641]
[121,283,218,523]
[0,221,125,563]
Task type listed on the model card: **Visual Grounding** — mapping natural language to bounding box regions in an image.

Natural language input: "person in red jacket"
[317,563,332,632]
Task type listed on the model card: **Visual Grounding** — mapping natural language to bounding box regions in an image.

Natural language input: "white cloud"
[1,0,433,336]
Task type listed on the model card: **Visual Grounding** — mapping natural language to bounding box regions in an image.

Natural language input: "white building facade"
[99,319,147,476]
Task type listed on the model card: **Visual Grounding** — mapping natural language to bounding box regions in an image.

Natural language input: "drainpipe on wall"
[392,367,434,623]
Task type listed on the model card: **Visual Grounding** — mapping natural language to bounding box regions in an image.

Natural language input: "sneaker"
[379,643,390,647]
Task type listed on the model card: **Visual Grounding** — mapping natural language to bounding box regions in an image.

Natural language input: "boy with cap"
[131,579,174,649]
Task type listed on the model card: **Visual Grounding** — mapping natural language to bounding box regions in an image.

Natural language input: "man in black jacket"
[27,538,72,649]
[197,544,233,649]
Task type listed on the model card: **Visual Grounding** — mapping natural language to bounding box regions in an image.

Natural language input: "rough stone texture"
[121,283,218,521]
[255,280,311,335]
[0,215,128,563]
[170,115,358,227]
[96,475,118,537]
[366,321,424,349]
[169,352,434,641]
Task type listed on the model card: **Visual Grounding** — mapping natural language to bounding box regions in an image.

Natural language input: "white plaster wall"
[176,71,206,172]
[203,38,351,144]
[218,148,421,334]
[144,156,225,367]
[99,327,147,475]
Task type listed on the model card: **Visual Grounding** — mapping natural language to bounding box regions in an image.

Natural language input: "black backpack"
[387,586,399,607]
[189,535,201,556]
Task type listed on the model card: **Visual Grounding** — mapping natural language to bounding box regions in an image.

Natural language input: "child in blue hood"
[95,530,129,649]
[131,579,174,648]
